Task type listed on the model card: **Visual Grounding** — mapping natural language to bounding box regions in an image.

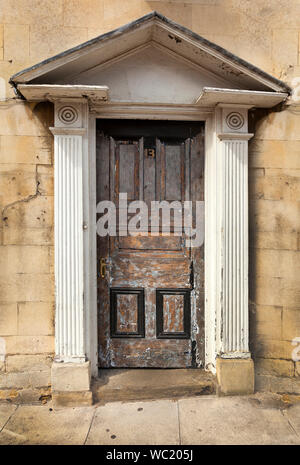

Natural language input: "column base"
[216,357,254,396]
[51,361,92,406]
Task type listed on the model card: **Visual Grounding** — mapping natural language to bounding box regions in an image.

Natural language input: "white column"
[50,101,87,363]
[217,106,253,359]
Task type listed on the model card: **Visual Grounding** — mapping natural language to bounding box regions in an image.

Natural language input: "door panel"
[97,120,204,368]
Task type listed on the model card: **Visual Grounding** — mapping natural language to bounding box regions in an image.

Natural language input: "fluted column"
[214,105,254,395]
[50,101,87,363]
[217,106,253,358]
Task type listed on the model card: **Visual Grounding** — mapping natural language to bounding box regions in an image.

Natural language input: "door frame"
[84,104,217,376]
[50,100,253,381]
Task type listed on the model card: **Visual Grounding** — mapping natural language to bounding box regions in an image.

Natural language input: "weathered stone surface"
[29,25,88,61]
[0,102,53,137]
[282,308,300,341]
[4,335,54,355]
[249,140,300,169]
[2,195,54,230]
[0,403,17,430]
[0,0,64,26]
[0,164,37,209]
[249,200,300,234]
[37,165,54,196]
[4,24,30,62]
[0,246,51,275]
[64,0,104,28]
[51,362,91,392]
[3,227,53,246]
[86,399,179,445]
[254,339,294,360]
[250,304,282,341]
[93,368,215,403]
[0,273,54,302]
[250,232,298,251]
[6,355,53,373]
[216,358,254,396]
[255,358,295,377]
[0,0,300,397]
[0,135,52,164]
[52,390,93,407]
[18,302,54,336]
[178,395,299,445]
[0,405,94,445]
[0,303,18,336]
[191,4,240,35]
[0,370,50,389]
[251,275,300,308]
[256,374,300,395]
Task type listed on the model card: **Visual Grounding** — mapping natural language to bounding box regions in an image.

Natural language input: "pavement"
[0,392,300,445]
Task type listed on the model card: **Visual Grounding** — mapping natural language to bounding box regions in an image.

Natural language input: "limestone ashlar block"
[64,0,104,28]
[249,199,300,233]
[2,195,54,231]
[18,302,54,336]
[0,0,64,26]
[253,339,295,360]
[4,335,54,355]
[3,227,53,246]
[249,140,300,169]
[0,164,37,210]
[0,135,53,164]
[0,102,53,137]
[37,165,54,195]
[4,24,29,62]
[251,249,300,280]
[0,303,18,336]
[6,354,53,373]
[191,4,241,35]
[29,25,88,62]
[254,111,300,141]
[249,232,298,251]
[256,374,300,395]
[249,304,282,341]
[51,362,91,392]
[0,370,50,389]
[282,308,300,341]
[255,358,295,377]
[0,245,51,275]
[0,273,54,302]
[249,171,300,201]
[216,358,254,396]
[51,390,93,407]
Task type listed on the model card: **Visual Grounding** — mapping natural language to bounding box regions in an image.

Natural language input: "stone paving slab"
[284,404,300,437]
[0,393,299,445]
[86,399,180,445]
[0,403,17,431]
[0,405,95,445]
[178,396,300,445]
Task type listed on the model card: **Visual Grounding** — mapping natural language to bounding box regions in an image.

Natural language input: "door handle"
[100,258,106,279]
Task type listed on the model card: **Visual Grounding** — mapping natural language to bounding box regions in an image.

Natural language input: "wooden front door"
[97,120,204,368]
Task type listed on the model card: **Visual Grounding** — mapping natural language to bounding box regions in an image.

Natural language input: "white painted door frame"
[62,102,252,377]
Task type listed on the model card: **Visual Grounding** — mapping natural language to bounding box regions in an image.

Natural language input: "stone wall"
[0,0,299,399]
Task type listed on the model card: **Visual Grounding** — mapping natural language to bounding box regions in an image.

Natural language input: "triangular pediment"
[10,11,290,104]
[65,44,239,104]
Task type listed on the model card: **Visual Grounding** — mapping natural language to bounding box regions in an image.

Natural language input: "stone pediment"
[10,11,290,106]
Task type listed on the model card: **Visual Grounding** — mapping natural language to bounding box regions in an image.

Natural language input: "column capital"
[218,105,249,135]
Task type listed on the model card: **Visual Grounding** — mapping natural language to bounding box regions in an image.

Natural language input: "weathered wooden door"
[97,120,204,368]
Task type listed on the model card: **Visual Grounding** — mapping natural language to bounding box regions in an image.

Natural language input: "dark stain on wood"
[96,120,205,368]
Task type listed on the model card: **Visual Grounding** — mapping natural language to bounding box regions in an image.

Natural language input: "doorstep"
[92,368,216,404]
